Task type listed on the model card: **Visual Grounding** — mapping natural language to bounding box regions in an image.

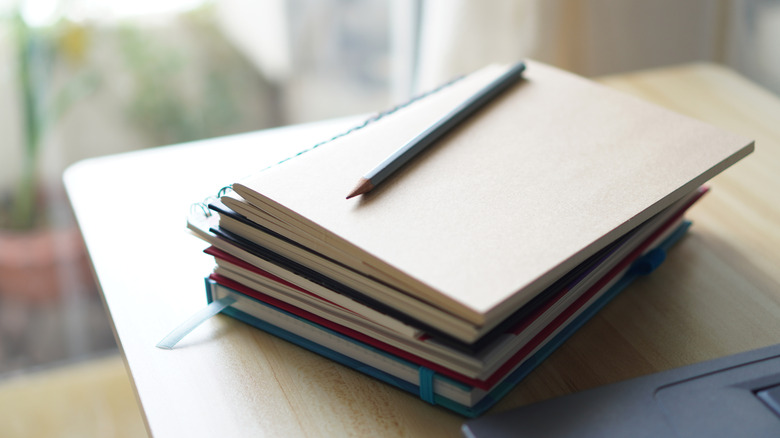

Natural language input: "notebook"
[221,60,752,341]
[192,186,706,357]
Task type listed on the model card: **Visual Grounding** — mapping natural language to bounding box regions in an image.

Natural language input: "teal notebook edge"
[204,221,692,418]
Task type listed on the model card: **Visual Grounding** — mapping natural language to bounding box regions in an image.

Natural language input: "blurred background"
[0,0,778,436]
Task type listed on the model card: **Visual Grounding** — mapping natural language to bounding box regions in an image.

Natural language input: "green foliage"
[3,5,267,229]
[116,12,244,146]
[3,12,100,230]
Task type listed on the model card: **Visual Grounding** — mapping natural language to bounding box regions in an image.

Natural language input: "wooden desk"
[65,64,780,437]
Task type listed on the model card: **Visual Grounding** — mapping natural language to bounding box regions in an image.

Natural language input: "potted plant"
[0,11,97,303]
[0,6,275,302]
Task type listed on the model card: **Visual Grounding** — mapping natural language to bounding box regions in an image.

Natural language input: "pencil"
[346,61,526,199]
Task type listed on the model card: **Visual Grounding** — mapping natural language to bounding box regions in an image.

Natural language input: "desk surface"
[65,64,780,437]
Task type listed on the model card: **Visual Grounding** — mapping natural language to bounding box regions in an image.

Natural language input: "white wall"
[413,0,780,95]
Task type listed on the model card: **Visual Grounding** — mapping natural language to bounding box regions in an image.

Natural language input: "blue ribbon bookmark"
[156,296,236,349]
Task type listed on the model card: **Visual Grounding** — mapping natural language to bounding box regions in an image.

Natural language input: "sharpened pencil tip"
[346,178,374,199]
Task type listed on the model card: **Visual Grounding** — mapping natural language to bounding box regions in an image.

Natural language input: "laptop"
[462,343,780,438]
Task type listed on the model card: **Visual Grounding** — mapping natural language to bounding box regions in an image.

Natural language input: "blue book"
[202,219,692,417]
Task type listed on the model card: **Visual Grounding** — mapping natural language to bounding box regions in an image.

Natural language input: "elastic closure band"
[629,247,667,276]
[419,367,436,404]
[629,220,692,276]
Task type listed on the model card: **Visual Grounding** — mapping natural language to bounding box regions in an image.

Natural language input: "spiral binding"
[190,73,467,217]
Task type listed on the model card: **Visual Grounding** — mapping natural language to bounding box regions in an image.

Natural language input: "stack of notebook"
[184,61,752,417]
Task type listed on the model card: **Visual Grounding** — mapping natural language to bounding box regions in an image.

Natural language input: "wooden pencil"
[346,61,526,199]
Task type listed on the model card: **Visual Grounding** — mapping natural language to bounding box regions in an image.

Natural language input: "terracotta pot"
[0,226,93,303]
